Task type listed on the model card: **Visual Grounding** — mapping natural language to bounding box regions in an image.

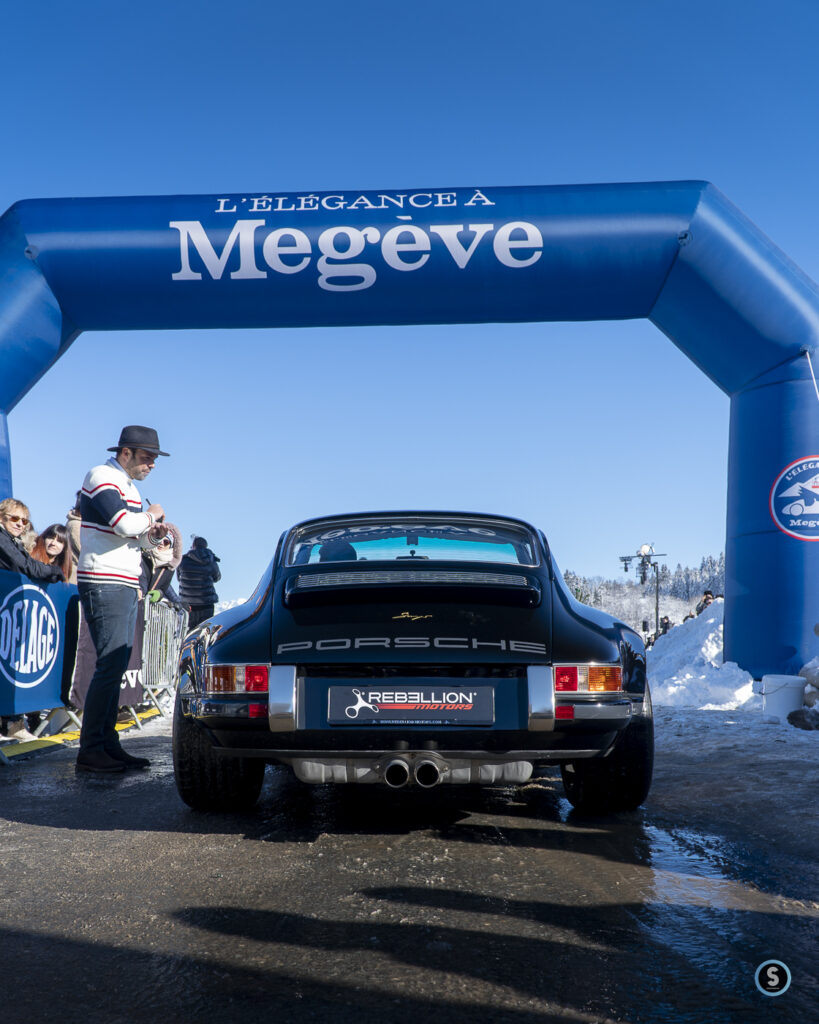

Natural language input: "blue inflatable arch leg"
[726,364,819,676]
[0,413,10,498]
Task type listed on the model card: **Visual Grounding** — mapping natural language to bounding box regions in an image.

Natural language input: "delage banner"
[0,571,79,716]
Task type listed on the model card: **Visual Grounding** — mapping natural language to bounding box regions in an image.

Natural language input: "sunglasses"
[5,515,29,526]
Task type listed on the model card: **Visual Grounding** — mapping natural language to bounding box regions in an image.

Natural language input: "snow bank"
[647,599,758,710]
[800,655,819,692]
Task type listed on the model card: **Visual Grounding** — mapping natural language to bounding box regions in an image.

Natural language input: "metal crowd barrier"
[139,600,189,716]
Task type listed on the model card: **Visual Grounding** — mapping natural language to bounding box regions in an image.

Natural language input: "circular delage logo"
[769,456,819,541]
[754,959,791,997]
[0,584,61,688]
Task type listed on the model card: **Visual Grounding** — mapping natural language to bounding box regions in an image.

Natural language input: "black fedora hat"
[107,425,170,457]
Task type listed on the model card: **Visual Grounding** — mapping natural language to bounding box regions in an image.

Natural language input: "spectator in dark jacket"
[0,499,64,583]
[176,536,221,628]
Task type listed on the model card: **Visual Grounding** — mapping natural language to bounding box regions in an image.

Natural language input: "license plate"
[328,685,494,725]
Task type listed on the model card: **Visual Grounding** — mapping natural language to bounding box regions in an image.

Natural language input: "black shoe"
[108,748,151,769]
[76,751,126,774]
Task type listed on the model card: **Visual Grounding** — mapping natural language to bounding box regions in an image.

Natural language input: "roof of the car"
[287,510,540,533]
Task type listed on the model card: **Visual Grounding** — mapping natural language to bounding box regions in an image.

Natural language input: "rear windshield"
[286,516,538,567]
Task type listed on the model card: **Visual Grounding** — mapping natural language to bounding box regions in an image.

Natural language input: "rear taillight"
[553,664,622,693]
[554,666,578,691]
[203,665,270,693]
[206,666,234,692]
[245,666,269,692]
[588,666,621,692]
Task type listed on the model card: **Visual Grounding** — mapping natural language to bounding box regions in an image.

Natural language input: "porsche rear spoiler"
[284,569,542,608]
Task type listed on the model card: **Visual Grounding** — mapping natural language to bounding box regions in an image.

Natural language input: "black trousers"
[77,583,138,755]
[188,605,215,629]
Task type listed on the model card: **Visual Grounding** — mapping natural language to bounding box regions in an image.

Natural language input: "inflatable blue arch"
[0,180,817,679]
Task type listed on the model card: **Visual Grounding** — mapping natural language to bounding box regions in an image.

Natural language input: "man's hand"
[148,523,168,543]
[147,502,165,522]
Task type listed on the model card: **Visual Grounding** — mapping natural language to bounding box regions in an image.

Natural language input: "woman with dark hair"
[31,523,74,582]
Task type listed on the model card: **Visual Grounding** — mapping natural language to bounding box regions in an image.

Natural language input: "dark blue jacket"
[0,526,63,582]
[176,548,221,607]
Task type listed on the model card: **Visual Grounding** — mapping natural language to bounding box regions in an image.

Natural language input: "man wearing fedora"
[75,426,169,773]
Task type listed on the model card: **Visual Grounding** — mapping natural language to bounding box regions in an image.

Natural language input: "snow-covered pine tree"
[562,552,725,633]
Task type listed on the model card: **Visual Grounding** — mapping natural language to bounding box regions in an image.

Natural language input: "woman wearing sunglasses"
[0,499,65,582]
[140,522,182,603]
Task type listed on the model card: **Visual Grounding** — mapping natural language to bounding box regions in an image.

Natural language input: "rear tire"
[560,694,654,813]
[173,693,265,811]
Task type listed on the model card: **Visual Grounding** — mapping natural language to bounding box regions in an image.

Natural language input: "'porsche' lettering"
[509,640,548,653]
[276,636,547,656]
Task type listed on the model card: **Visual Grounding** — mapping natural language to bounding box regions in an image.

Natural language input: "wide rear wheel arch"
[172,693,265,811]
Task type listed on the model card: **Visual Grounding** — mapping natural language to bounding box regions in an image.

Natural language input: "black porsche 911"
[172,511,653,813]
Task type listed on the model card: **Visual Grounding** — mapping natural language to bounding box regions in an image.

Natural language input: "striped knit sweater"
[77,458,159,588]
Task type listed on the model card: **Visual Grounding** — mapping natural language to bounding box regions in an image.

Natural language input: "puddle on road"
[614,816,817,1013]
[555,790,816,916]
[641,824,813,915]
[454,784,819,1014]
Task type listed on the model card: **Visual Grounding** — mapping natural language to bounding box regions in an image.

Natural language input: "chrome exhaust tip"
[414,759,442,788]
[383,759,411,788]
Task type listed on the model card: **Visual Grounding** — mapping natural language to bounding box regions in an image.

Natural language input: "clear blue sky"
[2,0,818,600]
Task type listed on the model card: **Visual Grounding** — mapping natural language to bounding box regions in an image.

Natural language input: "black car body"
[173,512,653,812]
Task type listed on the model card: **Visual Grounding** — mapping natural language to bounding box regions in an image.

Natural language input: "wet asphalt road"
[0,732,816,1024]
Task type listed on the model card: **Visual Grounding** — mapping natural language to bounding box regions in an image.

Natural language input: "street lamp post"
[619,543,667,639]
[653,560,659,638]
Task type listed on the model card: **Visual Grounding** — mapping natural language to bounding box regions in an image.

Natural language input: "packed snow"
[648,600,759,711]
[647,598,819,777]
[648,598,818,714]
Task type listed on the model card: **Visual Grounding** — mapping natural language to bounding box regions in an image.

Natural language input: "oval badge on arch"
[770,456,819,541]
[0,584,61,688]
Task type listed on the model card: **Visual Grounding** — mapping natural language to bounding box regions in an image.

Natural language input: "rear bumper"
[179,664,641,765]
